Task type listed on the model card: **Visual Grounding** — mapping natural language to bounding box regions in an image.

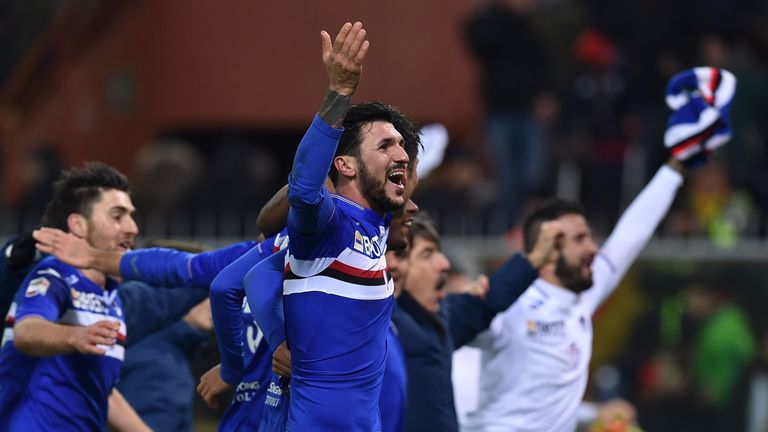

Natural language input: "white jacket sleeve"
[582,165,683,312]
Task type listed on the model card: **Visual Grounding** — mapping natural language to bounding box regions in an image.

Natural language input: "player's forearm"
[13,317,77,356]
[90,249,123,277]
[287,115,343,235]
[319,88,353,128]
[288,116,343,206]
[245,249,287,352]
[258,184,289,237]
[107,388,152,432]
[119,248,196,287]
[485,253,539,313]
[666,157,685,174]
[600,164,683,278]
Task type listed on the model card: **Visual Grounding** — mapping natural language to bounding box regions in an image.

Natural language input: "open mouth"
[118,241,133,251]
[387,169,406,191]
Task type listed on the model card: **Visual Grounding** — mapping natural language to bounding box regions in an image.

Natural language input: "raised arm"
[287,22,368,236]
[209,235,278,385]
[446,222,560,348]
[584,159,684,309]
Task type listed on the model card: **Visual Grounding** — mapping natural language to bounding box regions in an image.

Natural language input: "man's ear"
[67,214,88,238]
[333,156,357,179]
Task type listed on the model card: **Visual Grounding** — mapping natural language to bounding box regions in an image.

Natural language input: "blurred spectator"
[687,284,756,413]
[414,144,493,218]
[188,137,279,214]
[131,139,204,219]
[563,29,635,225]
[664,161,754,245]
[464,0,559,222]
[728,331,768,432]
[13,145,61,226]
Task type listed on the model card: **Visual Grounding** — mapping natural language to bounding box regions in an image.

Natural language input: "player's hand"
[183,299,213,331]
[67,320,119,355]
[273,341,292,377]
[526,221,564,269]
[596,398,637,426]
[321,21,369,96]
[33,227,96,268]
[465,274,489,299]
[663,67,736,168]
[197,364,232,410]
[4,229,40,270]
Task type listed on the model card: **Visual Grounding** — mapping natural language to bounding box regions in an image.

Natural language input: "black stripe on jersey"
[285,269,387,287]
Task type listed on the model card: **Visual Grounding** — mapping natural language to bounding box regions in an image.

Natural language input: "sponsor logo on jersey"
[526,319,566,338]
[25,277,50,297]
[70,289,114,314]
[352,230,383,258]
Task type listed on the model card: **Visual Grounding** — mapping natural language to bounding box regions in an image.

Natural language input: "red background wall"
[1,0,481,203]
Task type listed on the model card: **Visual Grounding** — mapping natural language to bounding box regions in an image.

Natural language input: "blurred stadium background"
[2,0,768,430]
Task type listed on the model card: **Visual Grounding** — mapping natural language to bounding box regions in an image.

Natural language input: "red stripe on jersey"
[116,332,126,344]
[5,316,14,327]
[705,67,720,105]
[328,260,385,279]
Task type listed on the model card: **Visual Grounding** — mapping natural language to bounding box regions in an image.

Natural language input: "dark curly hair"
[329,101,420,184]
[41,162,130,231]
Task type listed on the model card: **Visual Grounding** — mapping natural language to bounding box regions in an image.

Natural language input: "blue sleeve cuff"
[485,253,538,312]
[311,114,345,139]
[220,364,244,386]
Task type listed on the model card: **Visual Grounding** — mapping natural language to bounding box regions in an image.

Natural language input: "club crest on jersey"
[25,277,50,297]
[352,230,383,258]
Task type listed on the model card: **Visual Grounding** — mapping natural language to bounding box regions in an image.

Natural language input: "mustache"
[387,162,408,173]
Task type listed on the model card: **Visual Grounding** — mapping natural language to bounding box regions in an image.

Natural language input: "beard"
[357,158,402,213]
[555,254,593,293]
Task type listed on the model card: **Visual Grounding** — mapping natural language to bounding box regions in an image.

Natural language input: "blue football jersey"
[285,194,393,431]
[5,257,125,431]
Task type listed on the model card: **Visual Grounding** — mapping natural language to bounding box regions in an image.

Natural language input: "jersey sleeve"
[210,235,279,385]
[244,248,288,352]
[14,269,70,323]
[287,114,343,237]
[444,293,496,349]
[484,253,538,313]
[119,241,258,288]
[582,165,683,313]
[118,281,208,347]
